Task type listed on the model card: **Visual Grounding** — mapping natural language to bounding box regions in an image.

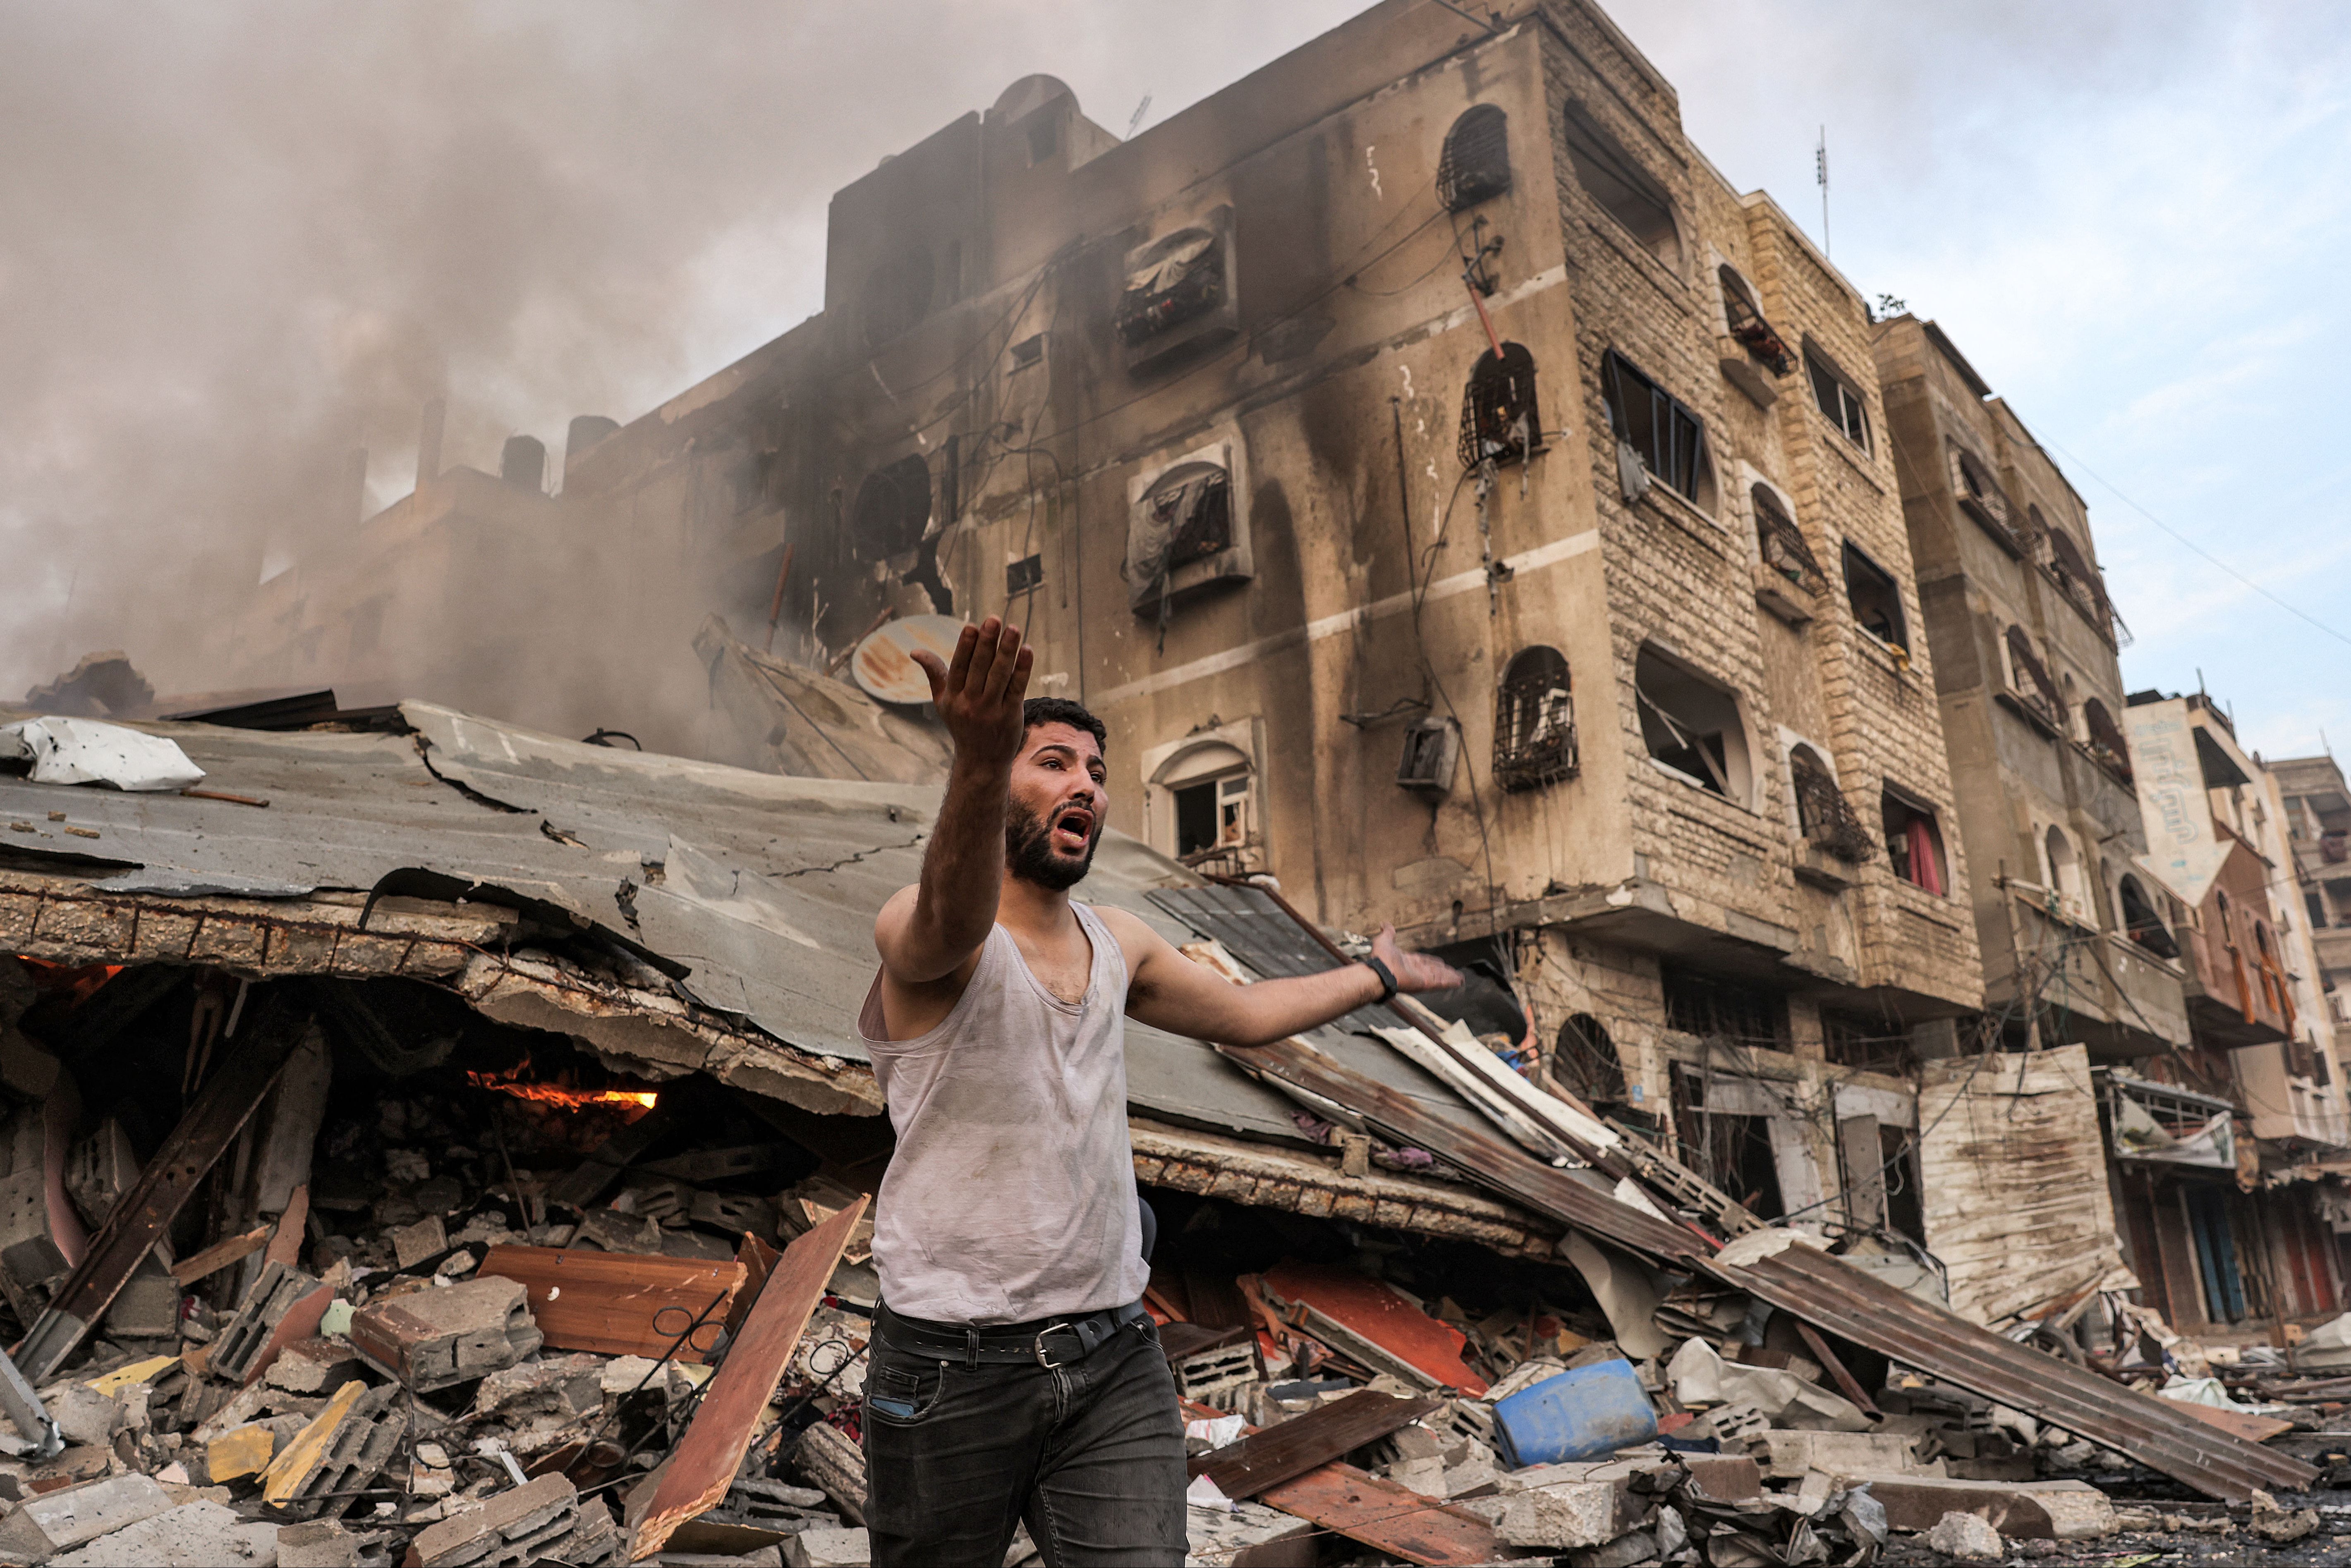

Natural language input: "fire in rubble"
[464,1058,659,1114]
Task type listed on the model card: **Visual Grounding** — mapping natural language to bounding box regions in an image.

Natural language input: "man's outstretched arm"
[1097,907,1463,1046]
[873,616,1035,984]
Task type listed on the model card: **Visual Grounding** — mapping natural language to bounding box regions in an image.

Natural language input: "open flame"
[465,1061,658,1114]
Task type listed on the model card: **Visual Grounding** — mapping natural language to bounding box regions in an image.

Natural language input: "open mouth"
[1051,805,1095,852]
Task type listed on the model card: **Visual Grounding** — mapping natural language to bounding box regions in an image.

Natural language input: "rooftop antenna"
[1124,93,1152,139]
[1815,126,1831,258]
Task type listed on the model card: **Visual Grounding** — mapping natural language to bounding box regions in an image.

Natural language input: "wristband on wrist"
[1361,955,1398,1002]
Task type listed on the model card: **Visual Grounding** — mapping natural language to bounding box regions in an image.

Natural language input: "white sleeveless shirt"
[856,903,1149,1324]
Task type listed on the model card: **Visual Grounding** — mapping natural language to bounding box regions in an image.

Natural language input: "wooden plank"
[478,1245,743,1363]
[1262,1264,1488,1394]
[169,1225,272,1286]
[1189,1389,1437,1497]
[1258,1462,1496,1566]
[1793,1322,1882,1419]
[2179,1401,2294,1444]
[630,1198,869,1561]
[1159,1322,1249,1363]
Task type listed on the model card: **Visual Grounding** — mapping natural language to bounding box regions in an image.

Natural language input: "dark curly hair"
[1023,696,1107,753]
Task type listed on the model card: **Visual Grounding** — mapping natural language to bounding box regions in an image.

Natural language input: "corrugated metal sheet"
[1149,884,1395,1037]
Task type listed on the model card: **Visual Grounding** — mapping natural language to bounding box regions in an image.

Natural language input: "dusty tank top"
[856,903,1148,1324]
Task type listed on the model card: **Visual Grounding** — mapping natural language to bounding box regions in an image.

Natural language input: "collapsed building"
[11,0,2351,1561]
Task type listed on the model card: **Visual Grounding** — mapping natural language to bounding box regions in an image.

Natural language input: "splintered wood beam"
[629,1198,869,1561]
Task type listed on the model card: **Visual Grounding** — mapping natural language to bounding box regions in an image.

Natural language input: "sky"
[3,0,2348,756]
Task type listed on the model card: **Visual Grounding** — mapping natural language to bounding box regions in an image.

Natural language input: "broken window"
[1022,105,1060,165]
[1841,542,1908,653]
[1602,351,1712,506]
[1636,645,1750,803]
[1789,745,1875,863]
[1458,343,1542,468]
[1131,464,1232,592]
[1561,105,1678,267]
[1752,485,1822,593]
[849,454,933,563]
[1553,1013,1626,1105]
[2003,624,2064,729]
[2119,874,2179,959]
[2083,697,2133,783]
[861,251,934,351]
[1118,228,1226,348]
[1805,344,1870,452]
[1158,741,1255,868]
[1009,333,1045,370]
[1437,105,1511,212]
[1006,554,1043,596]
[1718,266,1792,375]
[1492,646,1577,792]
[1882,790,1948,895]
[1949,444,2014,540]
[1396,715,1461,798]
[1822,1014,1913,1076]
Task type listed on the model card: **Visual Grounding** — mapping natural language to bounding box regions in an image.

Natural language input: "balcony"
[2311,923,2351,980]
[2231,1040,2351,1152]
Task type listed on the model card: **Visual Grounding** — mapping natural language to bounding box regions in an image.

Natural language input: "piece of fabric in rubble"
[0,717,203,791]
[1667,1336,1871,1432]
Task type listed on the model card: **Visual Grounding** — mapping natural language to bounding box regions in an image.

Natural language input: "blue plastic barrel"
[1490,1360,1659,1466]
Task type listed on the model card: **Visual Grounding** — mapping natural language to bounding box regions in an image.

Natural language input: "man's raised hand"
[912,615,1035,770]
[1370,923,1462,994]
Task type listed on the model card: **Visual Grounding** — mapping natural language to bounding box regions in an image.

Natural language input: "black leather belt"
[877,1299,1152,1370]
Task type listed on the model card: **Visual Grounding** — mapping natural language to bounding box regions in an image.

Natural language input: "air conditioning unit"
[1116,206,1238,375]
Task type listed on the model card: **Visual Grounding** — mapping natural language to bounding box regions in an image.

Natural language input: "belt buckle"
[1034,1321,1082,1369]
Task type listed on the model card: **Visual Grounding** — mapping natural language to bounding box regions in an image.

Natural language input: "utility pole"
[1816,126,1831,258]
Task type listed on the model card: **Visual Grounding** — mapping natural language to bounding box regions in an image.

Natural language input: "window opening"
[1949,445,2014,540]
[2003,625,2064,729]
[1160,741,1255,871]
[1128,461,1233,625]
[1841,542,1908,653]
[1009,334,1045,370]
[1805,345,1870,450]
[1458,343,1542,468]
[1437,105,1511,212]
[1635,645,1750,802]
[2083,698,2133,783]
[1882,792,1947,895]
[2045,825,2085,915]
[2120,875,2179,959]
[1663,968,1785,1047]
[1554,1013,1626,1105]
[862,251,935,351]
[1560,105,1678,265]
[1602,351,1712,505]
[2046,527,2111,628]
[1006,554,1044,596]
[1671,1072,1785,1219]
[1823,1013,1913,1076]
[1879,1125,1926,1244]
[1753,485,1822,593]
[1790,745,1875,863]
[1492,646,1577,791]
[2307,890,2328,932]
[1117,229,1225,347]
[1718,266,1793,375]
[1021,106,1060,165]
[849,454,934,562]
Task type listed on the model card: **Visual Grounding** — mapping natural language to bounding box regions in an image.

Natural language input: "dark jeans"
[862,1305,1188,1567]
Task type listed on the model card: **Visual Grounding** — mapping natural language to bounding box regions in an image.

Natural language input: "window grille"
[1790,748,1876,863]
[1437,106,1511,212]
[1601,351,1708,502]
[1554,1013,1626,1104]
[1493,647,1577,792]
[2046,527,2113,633]
[1949,444,2016,540]
[1116,229,1224,346]
[2004,624,2064,727]
[1458,344,1542,468]
[1752,486,1821,592]
[1719,267,1793,375]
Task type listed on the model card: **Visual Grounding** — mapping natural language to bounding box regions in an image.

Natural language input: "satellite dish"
[850,615,967,706]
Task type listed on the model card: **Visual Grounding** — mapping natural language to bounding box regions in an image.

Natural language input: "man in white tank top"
[858,617,1462,1566]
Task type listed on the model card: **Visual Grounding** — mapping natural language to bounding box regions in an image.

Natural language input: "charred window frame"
[1118,229,1225,347]
[1493,646,1577,792]
[1553,1013,1626,1106]
[2083,697,2134,784]
[1841,542,1909,654]
[1662,966,1785,1049]
[1560,103,1679,268]
[1789,745,1876,864]
[1882,789,1949,896]
[849,454,934,563]
[1753,485,1823,594]
[1718,265,1793,375]
[1459,343,1543,468]
[1602,351,1712,506]
[1804,342,1871,452]
[2120,873,2180,960]
[2003,624,2065,731]
[1438,105,1511,212]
